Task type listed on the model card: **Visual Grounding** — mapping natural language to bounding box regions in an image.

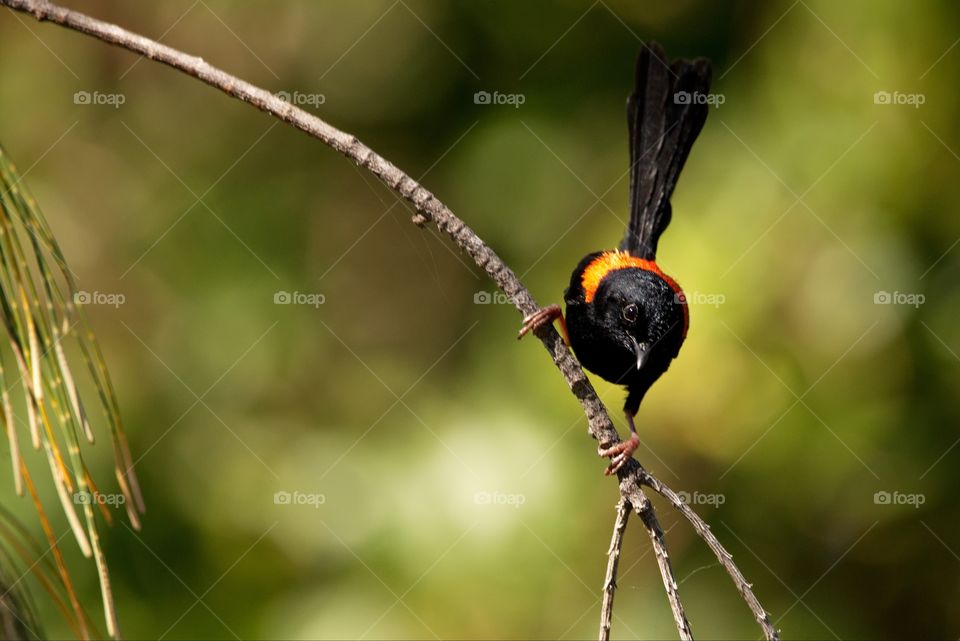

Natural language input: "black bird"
[519,42,712,474]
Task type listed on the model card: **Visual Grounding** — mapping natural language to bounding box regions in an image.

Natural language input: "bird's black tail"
[620,42,712,260]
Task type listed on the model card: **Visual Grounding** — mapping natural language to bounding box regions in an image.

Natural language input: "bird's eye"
[621,303,639,324]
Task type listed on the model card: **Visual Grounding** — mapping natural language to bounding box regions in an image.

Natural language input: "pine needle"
[0,143,143,638]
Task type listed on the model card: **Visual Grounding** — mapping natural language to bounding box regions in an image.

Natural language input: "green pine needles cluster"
[0,144,143,639]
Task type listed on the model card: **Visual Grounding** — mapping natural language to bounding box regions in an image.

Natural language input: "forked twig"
[0,2,780,639]
[602,495,693,641]
[634,492,694,640]
[640,469,775,637]
[600,499,630,641]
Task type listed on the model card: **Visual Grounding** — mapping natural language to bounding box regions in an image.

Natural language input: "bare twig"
[634,493,694,640]
[640,469,777,637]
[600,499,630,641]
[616,460,779,639]
[601,495,693,641]
[0,2,780,639]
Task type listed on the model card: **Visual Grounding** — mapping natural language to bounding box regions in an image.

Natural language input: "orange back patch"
[581,250,688,336]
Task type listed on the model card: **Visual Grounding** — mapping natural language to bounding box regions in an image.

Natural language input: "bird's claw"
[517,304,562,340]
[600,433,640,476]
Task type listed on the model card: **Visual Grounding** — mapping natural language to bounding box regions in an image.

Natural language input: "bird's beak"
[631,337,650,370]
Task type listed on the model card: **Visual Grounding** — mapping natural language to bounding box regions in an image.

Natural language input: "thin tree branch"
[634,492,694,641]
[0,2,780,640]
[600,498,629,641]
[639,469,777,638]
[601,496,693,641]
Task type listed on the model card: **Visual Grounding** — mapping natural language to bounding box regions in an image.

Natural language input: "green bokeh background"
[1,0,958,638]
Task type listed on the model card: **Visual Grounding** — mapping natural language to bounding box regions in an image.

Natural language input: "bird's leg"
[517,303,569,345]
[599,411,641,476]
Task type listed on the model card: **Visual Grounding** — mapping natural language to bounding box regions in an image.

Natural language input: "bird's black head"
[591,267,687,380]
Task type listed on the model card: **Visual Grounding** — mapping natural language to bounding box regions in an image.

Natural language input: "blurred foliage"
[0,0,958,638]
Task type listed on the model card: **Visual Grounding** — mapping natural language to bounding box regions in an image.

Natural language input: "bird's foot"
[517,304,562,340]
[599,433,640,476]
